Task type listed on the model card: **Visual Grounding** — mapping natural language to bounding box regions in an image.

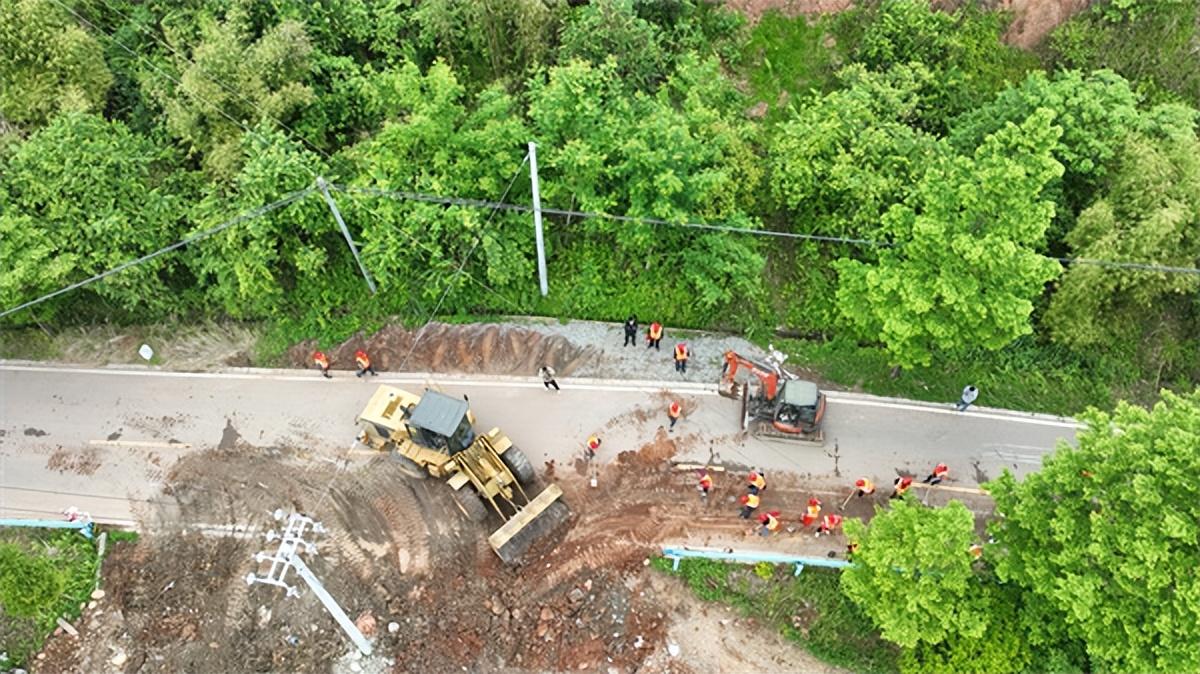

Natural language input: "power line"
[334,184,1200,276]
[0,187,314,320]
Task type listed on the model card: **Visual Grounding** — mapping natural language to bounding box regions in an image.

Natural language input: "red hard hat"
[855,478,866,487]
[808,497,821,506]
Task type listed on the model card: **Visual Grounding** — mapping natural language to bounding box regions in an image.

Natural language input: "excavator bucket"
[487,483,569,564]
[717,379,742,399]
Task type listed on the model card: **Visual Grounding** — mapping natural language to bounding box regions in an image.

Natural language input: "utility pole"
[528,142,549,297]
[246,509,373,656]
[316,177,377,295]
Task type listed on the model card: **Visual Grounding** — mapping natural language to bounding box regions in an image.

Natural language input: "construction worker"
[801,497,821,527]
[846,541,859,559]
[890,476,914,499]
[956,385,979,412]
[646,321,664,351]
[539,364,560,392]
[698,470,713,500]
[854,477,875,497]
[586,435,601,460]
[969,543,984,559]
[747,471,767,495]
[312,351,332,378]
[739,492,759,519]
[816,513,843,537]
[623,315,639,347]
[668,401,683,431]
[673,342,691,373]
[922,463,949,485]
[758,510,781,537]
[354,349,378,378]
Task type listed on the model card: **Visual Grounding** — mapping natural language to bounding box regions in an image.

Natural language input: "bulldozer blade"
[488,483,568,564]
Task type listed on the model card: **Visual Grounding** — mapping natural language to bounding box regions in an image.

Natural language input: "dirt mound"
[289,322,601,375]
[617,428,679,467]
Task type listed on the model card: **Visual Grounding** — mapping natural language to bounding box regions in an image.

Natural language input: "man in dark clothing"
[623,315,639,347]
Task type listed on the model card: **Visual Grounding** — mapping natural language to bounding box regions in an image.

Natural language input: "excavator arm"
[720,351,781,401]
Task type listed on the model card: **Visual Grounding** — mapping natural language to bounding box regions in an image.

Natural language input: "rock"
[388,622,400,634]
[350,662,362,673]
[634,635,645,648]
[579,663,589,670]
[36,654,46,661]
[540,607,554,621]
[56,617,79,637]
[643,558,650,566]
[87,601,97,610]
[584,579,593,591]
[667,642,680,657]
[90,589,106,600]
[489,596,505,616]
[355,611,377,637]
[110,650,127,667]
[536,623,549,638]
[511,608,521,621]
[256,605,272,628]
[568,588,585,604]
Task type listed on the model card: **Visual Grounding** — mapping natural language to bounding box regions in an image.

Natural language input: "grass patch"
[776,335,1125,417]
[105,528,140,543]
[0,528,100,669]
[739,11,855,123]
[0,328,60,360]
[652,556,899,673]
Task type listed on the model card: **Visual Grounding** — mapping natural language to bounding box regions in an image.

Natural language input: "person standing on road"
[623,315,639,347]
[698,470,713,501]
[668,401,682,432]
[646,321,664,351]
[739,492,760,519]
[801,497,821,527]
[956,385,979,412]
[922,463,949,485]
[747,471,767,495]
[539,364,560,392]
[891,476,914,499]
[816,513,843,537]
[673,342,691,373]
[585,435,601,460]
[354,349,378,378]
[758,510,781,536]
[313,351,332,378]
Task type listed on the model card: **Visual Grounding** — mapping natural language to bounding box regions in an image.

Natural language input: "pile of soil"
[290,322,601,376]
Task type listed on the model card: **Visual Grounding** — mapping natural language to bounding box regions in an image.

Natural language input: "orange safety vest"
[933,464,949,478]
[649,323,663,339]
[313,352,329,367]
[896,477,912,494]
[669,402,682,418]
[743,493,760,509]
[822,514,843,530]
[762,513,780,531]
[355,351,370,368]
[807,503,821,519]
[674,343,688,360]
[749,473,766,491]
[699,474,713,490]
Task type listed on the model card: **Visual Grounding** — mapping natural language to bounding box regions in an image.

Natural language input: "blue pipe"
[0,519,95,540]
[661,545,851,576]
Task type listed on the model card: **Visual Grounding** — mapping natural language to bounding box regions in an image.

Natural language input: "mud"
[45,447,101,475]
[289,322,601,376]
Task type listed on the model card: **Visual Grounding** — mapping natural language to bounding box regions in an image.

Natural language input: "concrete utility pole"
[316,176,377,295]
[528,142,549,297]
[246,509,373,656]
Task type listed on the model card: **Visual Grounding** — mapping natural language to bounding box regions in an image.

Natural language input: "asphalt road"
[0,362,1080,524]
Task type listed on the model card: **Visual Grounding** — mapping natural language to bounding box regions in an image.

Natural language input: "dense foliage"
[1,0,1198,394]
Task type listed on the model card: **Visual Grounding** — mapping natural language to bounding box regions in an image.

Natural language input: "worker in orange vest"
[739,492,759,519]
[847,541,859,559]
[312,351,332,379]
[854,478,875,498]
[354,349,378,378]
[585,435,601,460]
[697,470,713,500]
[668,401,683,432]
[969,543,984,559]
[922,463,949,485]
[801,497,821,527]
[816,513,843,537]
[758,510,781,536]
[673,342,691,374]
[646,322,664,351]
[747,471,767,495]
[891,476,914,499]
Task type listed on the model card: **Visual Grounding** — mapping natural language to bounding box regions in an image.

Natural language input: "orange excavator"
[719,350,826,445]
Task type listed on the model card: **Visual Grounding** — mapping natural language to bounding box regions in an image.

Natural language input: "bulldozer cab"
[406,390,477,454]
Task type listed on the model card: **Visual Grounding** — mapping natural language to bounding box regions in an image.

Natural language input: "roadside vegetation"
[0,528,101,669]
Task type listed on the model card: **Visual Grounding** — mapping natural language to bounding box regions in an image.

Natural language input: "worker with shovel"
[697,470,713,502]
[801,497,821,528]
[841,477,875,509]
[739,491,760,519]
[758,511,782,536]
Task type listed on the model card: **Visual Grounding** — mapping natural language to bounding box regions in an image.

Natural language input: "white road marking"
[825,394,1083,430]
[88,439,192,449]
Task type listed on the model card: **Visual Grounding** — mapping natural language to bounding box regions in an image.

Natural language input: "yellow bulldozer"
[355,385,568,564]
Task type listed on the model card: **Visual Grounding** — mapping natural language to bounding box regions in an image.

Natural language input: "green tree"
[147,13,316,179]
[988,389,1200,672]
[0,0,113,127]
[558,0,667,92]
[1044,125,1200,351]
[0,543,63,618]
[842,500,986,650]
[0,113,190,322]
[834,109,1064,369]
